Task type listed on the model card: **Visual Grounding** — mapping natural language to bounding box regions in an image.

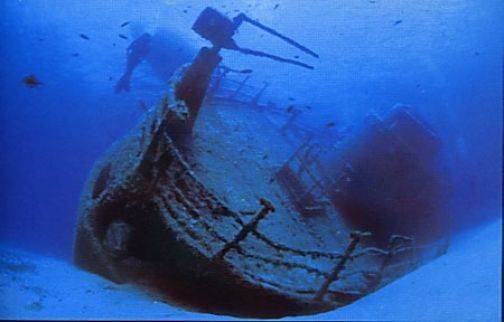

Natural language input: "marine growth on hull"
[73,7,450,318]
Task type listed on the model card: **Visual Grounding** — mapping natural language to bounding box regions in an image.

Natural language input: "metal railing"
[187,70,447,304]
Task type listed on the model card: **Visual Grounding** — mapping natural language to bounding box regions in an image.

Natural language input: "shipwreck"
[73,7,450,318]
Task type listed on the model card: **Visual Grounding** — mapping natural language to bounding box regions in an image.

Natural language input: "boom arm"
[233,13,319,59]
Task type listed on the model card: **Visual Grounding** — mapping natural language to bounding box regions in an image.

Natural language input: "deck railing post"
[279,107,302,135]
[207,69,228,102]
[250,82,269,106]
[367,234,413,291]
[213,198,275,260]
[229,75,250,100]
[314,231,371,302]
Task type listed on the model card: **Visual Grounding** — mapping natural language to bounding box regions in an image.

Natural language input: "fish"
[288,97,296,101]
[119,34,129,40]
[183,9,188,14]
[120,21,130,27]
[79,33,90,40]
[294,55,299,59]
[71,52,80,57]
[240,69,253,74]
[286,105,295,113]
[274,4,279,9]
[326,121,336,128]
[22,75,43,88]
[394,20,403,26]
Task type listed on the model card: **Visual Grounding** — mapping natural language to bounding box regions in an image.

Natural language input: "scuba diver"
[115,32,152,93]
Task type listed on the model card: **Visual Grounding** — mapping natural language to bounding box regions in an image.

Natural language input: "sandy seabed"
[0,218,501,321]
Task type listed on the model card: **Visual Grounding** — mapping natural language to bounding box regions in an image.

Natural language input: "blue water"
[0,0,501,279]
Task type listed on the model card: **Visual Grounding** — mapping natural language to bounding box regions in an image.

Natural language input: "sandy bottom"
[0,218,501,321]
[0,246,230,320]
[299,218,502,321]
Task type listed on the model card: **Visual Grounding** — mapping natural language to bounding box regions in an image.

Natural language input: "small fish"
[304,105,312,110]
[119,34,129,40]
[294,55,299,59]
[288,97,296,101]
[79,33,90,40]
[240,69,253,74]
[326,121,336,128]
[108,76,113,81]
[394,20,402,26]
[274,4,279,9]
[183,9,188,14]
[112,43,116,47]
[120,21,130,28]
[71,52,80,57]
[286,105,295,113]
[22,75,43,88]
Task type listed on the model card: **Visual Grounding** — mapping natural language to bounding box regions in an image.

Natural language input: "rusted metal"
[213,198,275,260]
[314,231,371,302]
[250,82,269,106]
[229,75,250,99]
